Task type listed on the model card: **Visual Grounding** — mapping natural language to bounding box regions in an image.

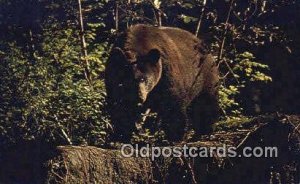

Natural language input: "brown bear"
[105,24,219,142]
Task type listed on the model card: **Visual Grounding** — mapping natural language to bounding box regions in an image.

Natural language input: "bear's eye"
[139,77,146,83]
[124,64,131,69]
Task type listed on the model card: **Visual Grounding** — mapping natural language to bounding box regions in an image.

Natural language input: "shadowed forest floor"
[0,114,299,184]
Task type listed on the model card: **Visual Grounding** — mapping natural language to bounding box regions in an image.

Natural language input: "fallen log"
[0,114,299,184]
[45,146,152,184]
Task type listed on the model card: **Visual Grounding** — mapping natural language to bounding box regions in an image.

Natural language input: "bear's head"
[110,47,162,105]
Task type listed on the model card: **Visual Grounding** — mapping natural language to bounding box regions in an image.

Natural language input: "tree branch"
[77,0,92,86]
[217,0,235,62]
[195,0,207,36]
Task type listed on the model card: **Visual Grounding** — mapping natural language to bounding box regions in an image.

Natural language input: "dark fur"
[105,24,219,142]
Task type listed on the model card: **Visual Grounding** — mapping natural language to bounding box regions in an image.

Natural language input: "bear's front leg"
[188,92,219,139]
[161,107,188,143]
[109,105,138,143]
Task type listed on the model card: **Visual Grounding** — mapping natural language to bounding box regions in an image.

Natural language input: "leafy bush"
[0,1,110,147]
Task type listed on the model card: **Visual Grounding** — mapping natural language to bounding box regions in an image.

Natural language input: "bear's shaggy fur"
[105,24,219,142]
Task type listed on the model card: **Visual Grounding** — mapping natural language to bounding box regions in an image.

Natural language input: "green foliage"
[0,39,110,147]
[131,111,167,145]
[0,0,110,147]
[234,52,272,82]
[219,52,272,118]
[213,116,252,131]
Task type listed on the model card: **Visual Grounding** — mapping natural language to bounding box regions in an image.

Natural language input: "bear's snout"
[138,82,148,103]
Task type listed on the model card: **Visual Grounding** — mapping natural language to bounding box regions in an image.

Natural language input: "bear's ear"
[147,49,160,64]
[110,47,126,61]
